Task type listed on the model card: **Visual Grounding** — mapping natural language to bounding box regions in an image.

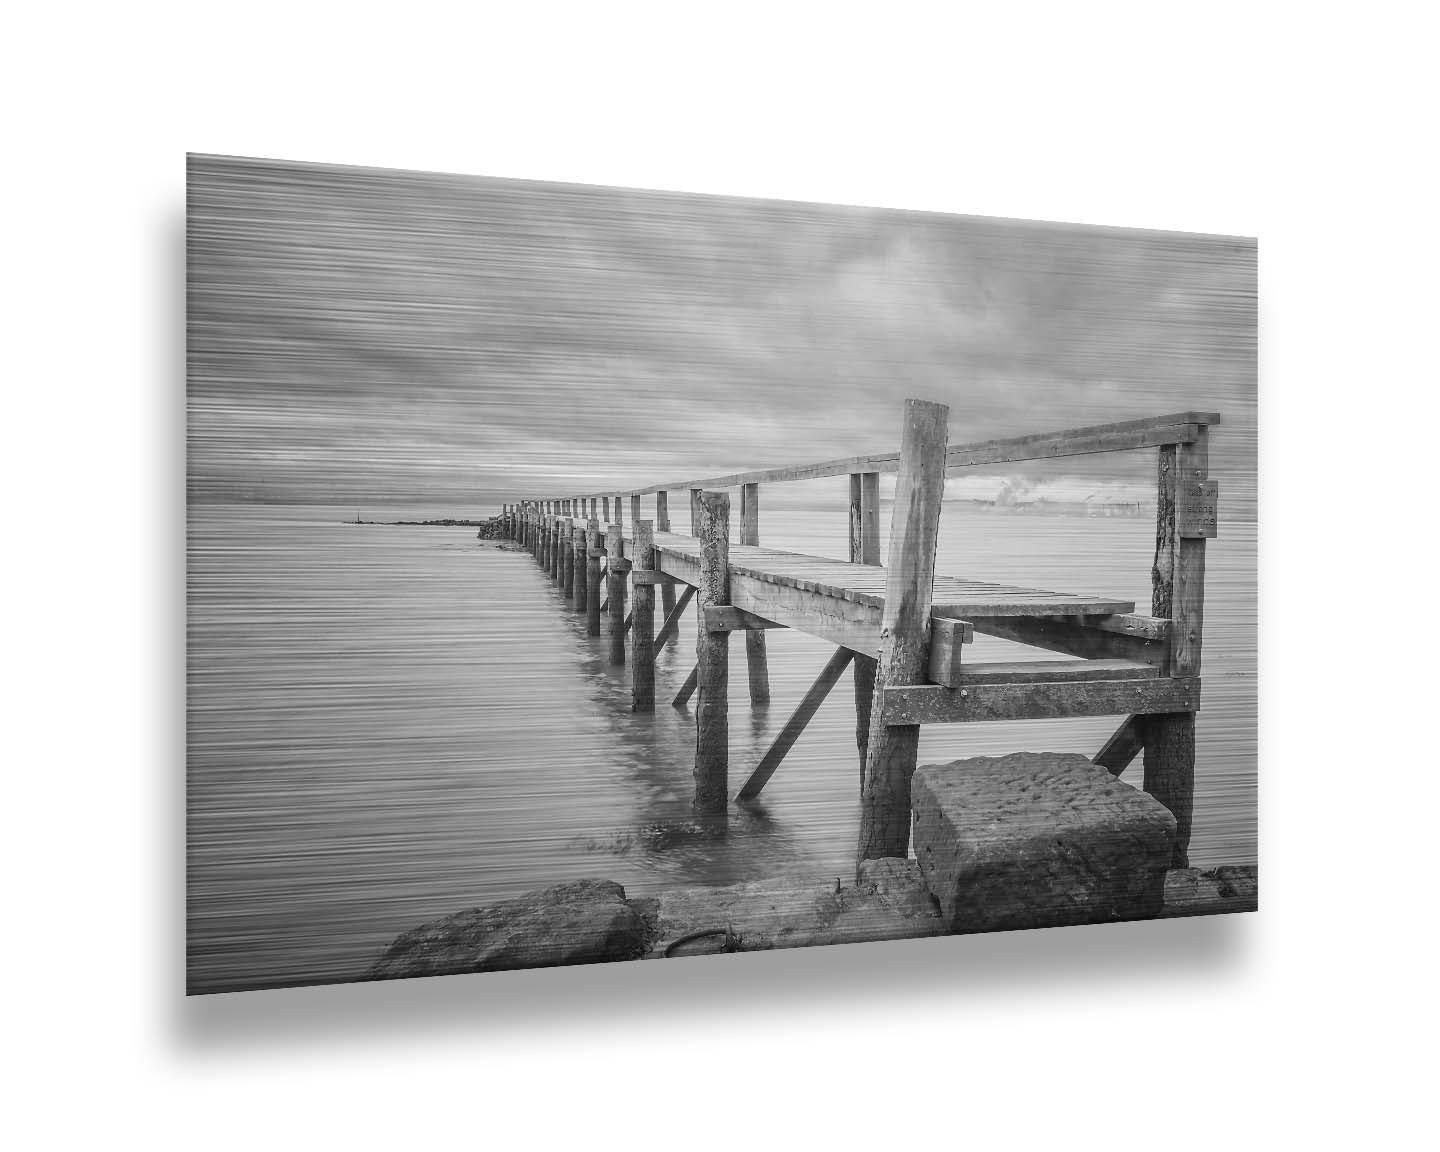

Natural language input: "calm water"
[187,499,1256,993]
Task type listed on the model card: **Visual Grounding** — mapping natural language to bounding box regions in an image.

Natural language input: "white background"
[7,3,1436,1148]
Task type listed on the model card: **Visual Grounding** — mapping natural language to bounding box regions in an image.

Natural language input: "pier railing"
[500,402,1219,869]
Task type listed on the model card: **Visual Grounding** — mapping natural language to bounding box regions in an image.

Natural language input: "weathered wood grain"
[739,482,771,707]
[926,617,975,687]
[858,399,949,862]
[850,471,881,779]
[630,520,656,712]
[606,523,626,666]
[693,491,731,813]
[880,676,1201,725]
[585,520,602,636]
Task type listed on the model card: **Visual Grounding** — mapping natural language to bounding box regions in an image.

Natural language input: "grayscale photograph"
[186,153,1257,995]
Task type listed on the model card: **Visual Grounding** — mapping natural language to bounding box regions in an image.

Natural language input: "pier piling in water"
[631,520,657,711]
[606,523,627,665]
[739,482,771,707]
[693,491,731,813]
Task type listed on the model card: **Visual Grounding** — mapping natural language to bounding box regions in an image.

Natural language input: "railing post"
[857,400,949,863]
[740,482,770,706]
[850,470,881,779]
[693,490,731,813]
[1141,429,1210,867]
[655,491,676,621]
[606,523,627,665]
[631,520,656,711]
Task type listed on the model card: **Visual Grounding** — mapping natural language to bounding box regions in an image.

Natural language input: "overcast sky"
[187,155,1255,510]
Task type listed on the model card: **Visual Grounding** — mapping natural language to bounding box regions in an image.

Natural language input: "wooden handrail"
[545,411,1220,501]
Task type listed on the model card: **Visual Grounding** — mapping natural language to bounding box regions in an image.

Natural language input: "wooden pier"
[499,401,1219,869]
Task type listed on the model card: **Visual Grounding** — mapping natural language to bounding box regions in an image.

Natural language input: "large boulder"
[911,752,1176,932]
[367,879,648,979]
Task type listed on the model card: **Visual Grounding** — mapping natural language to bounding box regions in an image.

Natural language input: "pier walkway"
[500,402,1219,869]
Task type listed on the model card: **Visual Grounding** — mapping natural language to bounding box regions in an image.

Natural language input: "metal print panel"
[186,154,1256,994]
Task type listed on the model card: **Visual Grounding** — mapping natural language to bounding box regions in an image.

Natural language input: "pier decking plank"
[646,532,1135,619]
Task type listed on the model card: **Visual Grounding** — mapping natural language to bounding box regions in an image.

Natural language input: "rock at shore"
[367,878,647,980]
[912,752,1176,932]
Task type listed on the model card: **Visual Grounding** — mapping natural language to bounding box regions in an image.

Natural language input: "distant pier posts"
[849,471,881,777]
[739,482,771,706]
[606,523,627,665]
[857,399,950,862]
[655,491,676,621]
[630,520,657,711]
[1139,428,1209,868]
[693,490,731,813]
[585,519,602,636]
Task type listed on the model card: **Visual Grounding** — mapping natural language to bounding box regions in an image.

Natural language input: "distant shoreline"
[344,517,488,527]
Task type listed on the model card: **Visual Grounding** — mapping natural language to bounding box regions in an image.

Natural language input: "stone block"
[912,752,1176,932]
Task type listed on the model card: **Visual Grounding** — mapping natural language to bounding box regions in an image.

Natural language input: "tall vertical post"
[857,400,949,863]
[739,482,771,706]
[1141,429,1209,868]
[585,519,602,636]
[606,523,627,665]
[569,518,580,594]
[551,516,562,584]
[656,491,676,621]
[631,520,657,712]
[603,496,611,523]
[572,520,587,611]
[693,491,731,814]
[850,471,881,777]
[630,494,641,533]
[690,488,703,536]
[615,494,624,536]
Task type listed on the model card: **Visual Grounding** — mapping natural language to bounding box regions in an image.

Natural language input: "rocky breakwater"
[367,754,1255,981]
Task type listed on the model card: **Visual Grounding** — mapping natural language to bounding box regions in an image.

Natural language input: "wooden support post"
[1140,429,1210,867]
[631,520,656,711]
[572,521,587,611]
[740,482,771,706]
[690,488,703,536]
[737,647,854,800]
[631,494,641,533]
[603,496,611,523]
[693,491,731,813]
[615,494,624,534]
[857,400,949,863]
[606,523,626,665]
[849,471,881,778]
[673,663,698,707]
[655,584,696,653]
[585,520,602,636]
[561,518,575,595]
[656,490,676,621]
